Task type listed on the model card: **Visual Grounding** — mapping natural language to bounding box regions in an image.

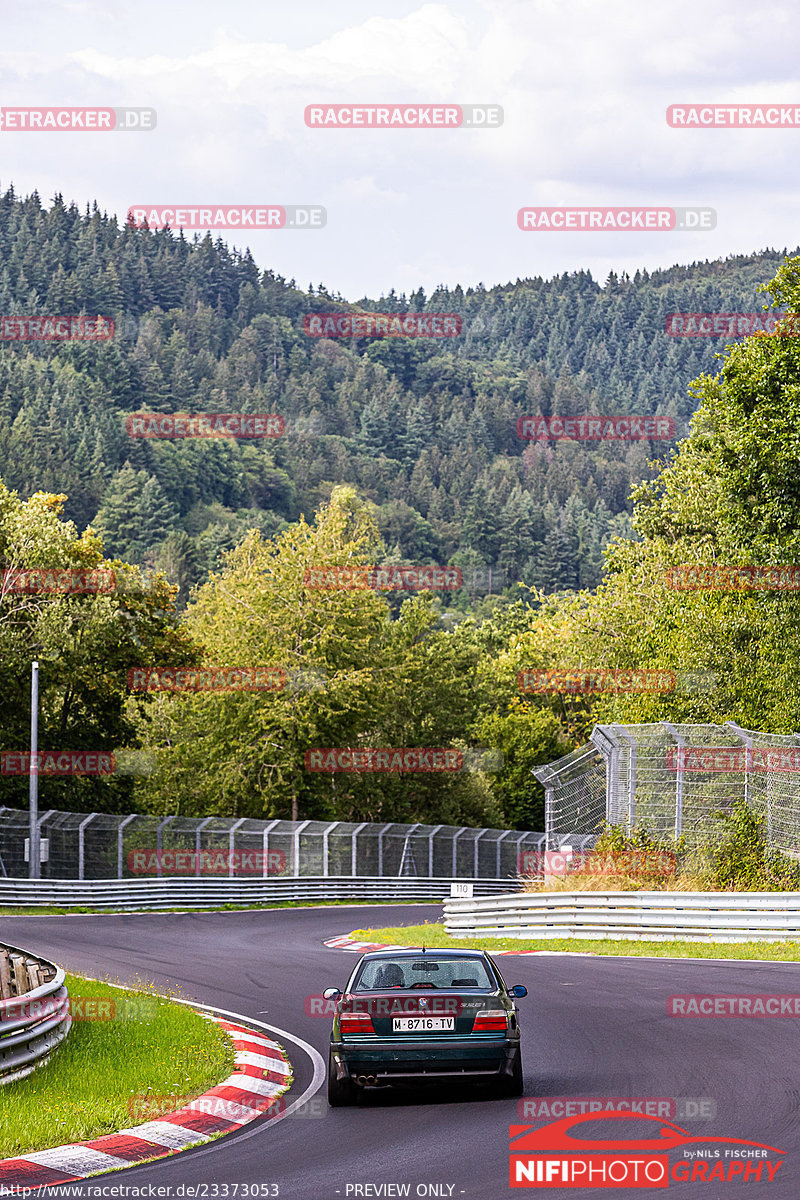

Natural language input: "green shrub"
[707,800,800,890]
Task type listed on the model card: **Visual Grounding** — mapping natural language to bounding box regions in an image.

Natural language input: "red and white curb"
[0,1018,293,1190]
[324,935,594,957]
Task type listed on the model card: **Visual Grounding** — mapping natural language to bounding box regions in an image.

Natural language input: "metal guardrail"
[0,875,522,909]
[443,890,800,944]
[0,944,70,1083]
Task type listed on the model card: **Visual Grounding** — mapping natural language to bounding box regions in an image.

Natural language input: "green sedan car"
[324,948,527,1106]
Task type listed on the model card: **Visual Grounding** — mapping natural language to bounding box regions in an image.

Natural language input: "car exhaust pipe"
[355,1074,377,1086]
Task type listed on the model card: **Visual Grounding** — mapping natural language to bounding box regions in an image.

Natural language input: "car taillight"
[339,1011,375,1035]
[472,1009,508,1032]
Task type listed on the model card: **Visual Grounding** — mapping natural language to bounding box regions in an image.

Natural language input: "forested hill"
[0,187,793,602]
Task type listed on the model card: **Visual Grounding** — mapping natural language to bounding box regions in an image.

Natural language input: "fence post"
[350,822,368,876]
[261,819,280,877]
[398,824,421,877]
[452,828,465,877]
[473,828,488,877]
[321,821,338,877]
[156,816,175,878]
[117,813,137,878]
[612,727,637,827]
[228,817,246,877]
[293,820,311,877]
[544,787,554,850]
[662,722,685,840]
[428,825,443,876]
[725,722,757,836]
[496,829,512,876]
[378,824,393,877]
[195,816,213,876]
[77,813,97,881]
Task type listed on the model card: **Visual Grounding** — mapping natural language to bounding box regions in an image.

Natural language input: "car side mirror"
[509,985,528,998]
[323,987,342,1000]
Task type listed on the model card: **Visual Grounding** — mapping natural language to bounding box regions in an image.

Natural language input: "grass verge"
[0,973,235,1160]
[349,921,800,962]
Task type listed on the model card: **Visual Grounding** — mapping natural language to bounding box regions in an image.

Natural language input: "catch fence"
[0,807,546,882]
[535,721,800,856]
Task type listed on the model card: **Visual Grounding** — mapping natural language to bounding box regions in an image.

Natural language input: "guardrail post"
[77,813,97,881]
[117,813,137,878]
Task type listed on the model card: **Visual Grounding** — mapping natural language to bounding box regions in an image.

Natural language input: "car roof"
[357,948,490,961]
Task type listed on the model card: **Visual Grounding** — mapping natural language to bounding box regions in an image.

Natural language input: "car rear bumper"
[331,1038,520,1085]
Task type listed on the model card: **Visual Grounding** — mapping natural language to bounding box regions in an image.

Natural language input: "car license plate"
[392,1017,455,1032]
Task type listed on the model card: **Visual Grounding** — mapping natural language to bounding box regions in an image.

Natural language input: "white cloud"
[0,0,799,295]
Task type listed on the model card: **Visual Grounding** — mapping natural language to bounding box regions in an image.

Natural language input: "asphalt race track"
[6,904,800,1199]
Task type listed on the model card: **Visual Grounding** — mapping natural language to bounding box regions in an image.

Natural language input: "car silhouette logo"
[510,1111,784,1155]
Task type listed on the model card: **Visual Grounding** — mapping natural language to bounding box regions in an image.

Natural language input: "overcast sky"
[2,0,799,299]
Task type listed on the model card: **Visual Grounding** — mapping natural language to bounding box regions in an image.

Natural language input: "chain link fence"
[0,807,545,882]
[535,721,800,855]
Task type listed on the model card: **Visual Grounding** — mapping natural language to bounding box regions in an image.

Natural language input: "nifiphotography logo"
[508,1111,784,1187]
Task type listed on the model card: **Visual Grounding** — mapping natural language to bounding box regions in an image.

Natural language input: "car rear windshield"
[353,958,495,991]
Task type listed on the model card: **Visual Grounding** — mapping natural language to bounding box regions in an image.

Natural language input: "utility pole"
[29,661,39,880]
